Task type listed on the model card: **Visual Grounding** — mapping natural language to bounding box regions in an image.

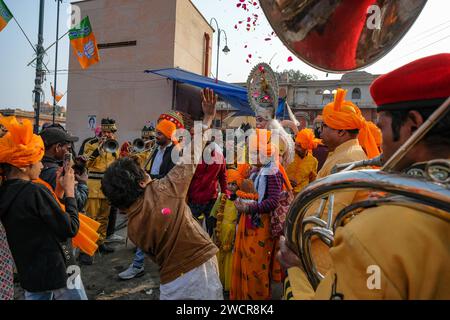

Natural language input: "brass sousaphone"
[260,0,450,289]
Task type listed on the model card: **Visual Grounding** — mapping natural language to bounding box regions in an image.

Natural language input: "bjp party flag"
[69,16,100,69]
[0,0,13,32]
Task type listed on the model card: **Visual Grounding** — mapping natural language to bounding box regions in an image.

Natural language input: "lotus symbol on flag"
[76,40,95,59]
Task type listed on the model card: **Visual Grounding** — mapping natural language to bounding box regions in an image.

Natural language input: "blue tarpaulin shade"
[145,68,255,116]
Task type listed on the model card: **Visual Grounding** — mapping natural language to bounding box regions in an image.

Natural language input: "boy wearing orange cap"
[278,53,450,299]
[286,128,319,195]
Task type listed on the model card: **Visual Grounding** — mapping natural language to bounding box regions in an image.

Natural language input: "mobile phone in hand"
[62,153,73,175]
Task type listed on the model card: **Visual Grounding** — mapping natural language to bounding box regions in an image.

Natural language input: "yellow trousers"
[85,198,111,245]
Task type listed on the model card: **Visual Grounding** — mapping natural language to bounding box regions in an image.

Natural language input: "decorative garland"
[236,190,259,201]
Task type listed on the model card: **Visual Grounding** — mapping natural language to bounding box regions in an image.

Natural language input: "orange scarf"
[34,179,100,256]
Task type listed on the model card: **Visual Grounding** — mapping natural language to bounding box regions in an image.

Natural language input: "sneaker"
[98,243,115,254]
[105,234,125,244]
[118,264,145,280]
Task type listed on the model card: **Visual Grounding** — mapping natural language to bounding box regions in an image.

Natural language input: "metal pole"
[52,0,62,124]
[33,0,45,133]
[216,30,220,83]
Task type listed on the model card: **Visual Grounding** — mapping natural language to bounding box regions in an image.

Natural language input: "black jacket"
[147,144,176,179]
[41,155,89,211]
[0,179,79,292]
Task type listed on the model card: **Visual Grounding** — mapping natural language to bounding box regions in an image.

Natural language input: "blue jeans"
[132,248,145,269]
[24,276,88,300]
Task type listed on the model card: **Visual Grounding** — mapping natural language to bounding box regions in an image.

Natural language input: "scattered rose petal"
[287,56,293,62]
[162,208,171,215]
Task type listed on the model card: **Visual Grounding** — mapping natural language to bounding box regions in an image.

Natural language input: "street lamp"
[210,18,230,82]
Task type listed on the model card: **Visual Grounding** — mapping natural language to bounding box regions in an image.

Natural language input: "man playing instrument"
[81,118,119,263]
[278,53,450,300]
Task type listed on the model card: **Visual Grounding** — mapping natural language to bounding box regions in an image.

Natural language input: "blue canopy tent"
[145,68,255,116]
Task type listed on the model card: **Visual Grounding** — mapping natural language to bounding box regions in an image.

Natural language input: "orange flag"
[50,84,64,103]
[69,16,100,69]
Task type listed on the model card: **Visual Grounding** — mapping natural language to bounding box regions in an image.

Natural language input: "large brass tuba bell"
[260,0,428,72]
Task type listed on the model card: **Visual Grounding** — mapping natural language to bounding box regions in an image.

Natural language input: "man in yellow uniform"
[286,128,319,195]
[132,125,156,168]
[82,118,119,256]
[279,53,450,299]
[306,88,380,274]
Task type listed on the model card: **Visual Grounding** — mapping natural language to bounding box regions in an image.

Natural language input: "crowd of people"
[0,53,449,300]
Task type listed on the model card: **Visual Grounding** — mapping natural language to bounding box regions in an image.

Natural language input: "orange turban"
[156,119,177,140]
[0,117,45,168]
[227,169,244,188]
[365,121,382,148]
[248,129,274,158]
[295,128,321,151]
[323,89,380,159]
[248,129,292,191]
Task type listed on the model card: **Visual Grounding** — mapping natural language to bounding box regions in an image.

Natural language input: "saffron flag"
[51,84,64,103]
[69,16,100,69]
[0,0,13,33]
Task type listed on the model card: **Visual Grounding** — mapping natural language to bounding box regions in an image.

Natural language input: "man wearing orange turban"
[322,89,380,159]
[286,128,320,195]
[0,117,88,300]
[283,89,373,292]
[156,119,177,141]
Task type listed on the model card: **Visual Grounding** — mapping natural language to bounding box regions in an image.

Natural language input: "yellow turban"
[0,117,45,168]
[323,89,380,159]
[156,119,177,140]
[295,128,321,151]
[227,169,244,188]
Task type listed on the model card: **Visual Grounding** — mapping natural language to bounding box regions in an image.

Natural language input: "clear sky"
[0,0,449,111]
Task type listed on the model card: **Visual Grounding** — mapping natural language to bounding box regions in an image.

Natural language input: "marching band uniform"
[285,53,450,300]
[83,118,119,247]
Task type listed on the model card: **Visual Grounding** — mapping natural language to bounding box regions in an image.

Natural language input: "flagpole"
[52,0,62,124]
[33,0,45,134]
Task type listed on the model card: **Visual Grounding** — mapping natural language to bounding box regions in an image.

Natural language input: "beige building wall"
[67,0,212,150]
[174,0,213,75]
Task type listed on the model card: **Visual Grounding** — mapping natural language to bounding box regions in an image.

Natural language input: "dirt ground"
[14,214,282,300]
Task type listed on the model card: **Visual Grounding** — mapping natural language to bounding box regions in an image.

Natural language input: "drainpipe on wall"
[204,33,210,77]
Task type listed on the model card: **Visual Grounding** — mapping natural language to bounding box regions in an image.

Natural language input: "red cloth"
[187,149,227,205]
[292,0,377,71]
[371,53,450,109]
